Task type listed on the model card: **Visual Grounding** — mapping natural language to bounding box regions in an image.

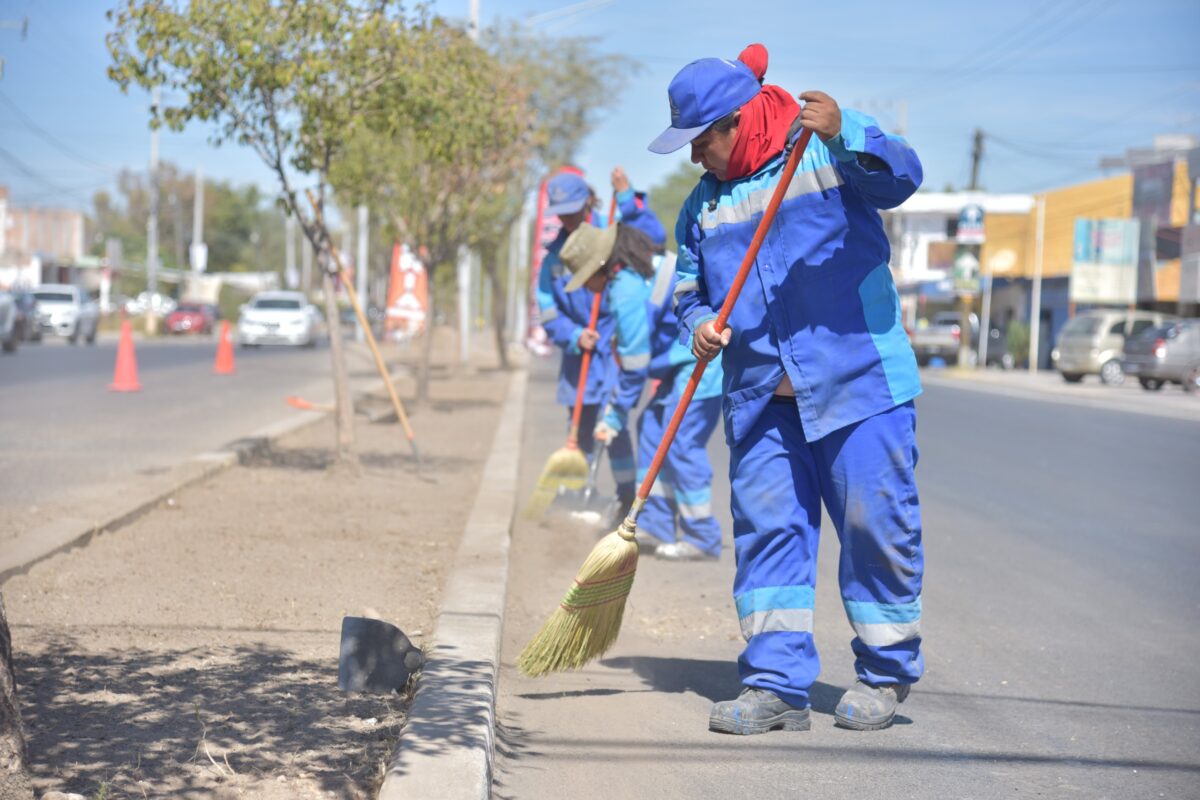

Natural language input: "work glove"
[593,404,625,443]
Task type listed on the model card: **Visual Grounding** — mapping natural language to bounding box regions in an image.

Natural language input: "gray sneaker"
[834,680,911,731]
[654,540,718,562]
[710,687,811,735]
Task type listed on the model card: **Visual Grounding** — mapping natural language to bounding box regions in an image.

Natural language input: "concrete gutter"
[0,408,325,584]
[379,369,526,800]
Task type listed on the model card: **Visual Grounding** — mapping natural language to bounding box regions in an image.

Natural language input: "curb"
[0,406,325,585]
[378,369,527,800]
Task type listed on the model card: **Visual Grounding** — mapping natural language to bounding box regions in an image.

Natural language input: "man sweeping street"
[653,44,926,733]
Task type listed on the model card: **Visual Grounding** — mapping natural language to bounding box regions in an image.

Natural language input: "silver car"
[32,284,100,344]
[1051,310,1172,385]
[1121,319,1200,393]
[237,291,321,347]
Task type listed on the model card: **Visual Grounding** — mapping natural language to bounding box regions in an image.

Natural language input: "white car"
[237,291,321,347]
[32,284,99,344]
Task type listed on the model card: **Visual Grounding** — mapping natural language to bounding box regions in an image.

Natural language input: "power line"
[889,0,1073,96]
[943,0,1118,99]
[0,88,113,171]
[0,143,73,194]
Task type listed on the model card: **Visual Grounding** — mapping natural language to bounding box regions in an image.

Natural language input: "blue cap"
[545,172,591,216]
[647,58,761,154]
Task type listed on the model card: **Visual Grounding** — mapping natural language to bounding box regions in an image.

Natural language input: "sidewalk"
[4,330,515,799]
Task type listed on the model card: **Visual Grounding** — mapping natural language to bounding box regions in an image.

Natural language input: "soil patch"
[4,336,511,799]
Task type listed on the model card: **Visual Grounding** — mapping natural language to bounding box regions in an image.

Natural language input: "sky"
[0,0,1197,219]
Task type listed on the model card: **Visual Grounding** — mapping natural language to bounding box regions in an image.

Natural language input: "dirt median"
[4,337,511,799]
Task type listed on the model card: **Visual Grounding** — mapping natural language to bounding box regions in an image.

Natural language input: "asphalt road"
[496,358,1200,799]
[0,334,354,541]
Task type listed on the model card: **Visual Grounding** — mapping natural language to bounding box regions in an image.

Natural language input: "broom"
[523,195,619,518]
[523,290,604,518]
[518,127,815,677]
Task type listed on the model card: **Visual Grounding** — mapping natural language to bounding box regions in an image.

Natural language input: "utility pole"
[459,0,480,364]
[1029,194,1046,373]
[969,129,984,193]
[356,204,369,342]
[284,213,297,288]
[301,229,313,294]
[170,192,185,273]
[190,167,206,273]
[506,217,521,344]
[146,86,161,334]
[457,244,471,365]
[957,128,985,368]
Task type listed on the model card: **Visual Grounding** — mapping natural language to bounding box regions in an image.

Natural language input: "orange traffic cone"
[213,320,235,375]
[108,319,142,392]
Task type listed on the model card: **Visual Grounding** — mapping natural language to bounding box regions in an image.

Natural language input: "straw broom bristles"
[517,509,642,676]
[523,443,589,519]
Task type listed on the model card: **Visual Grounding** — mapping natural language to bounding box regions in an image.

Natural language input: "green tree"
[486,25,635,173]
[332,17,530,393]
[108,0,436,459]
[90,163,289,277]
[332,23,635,394]
[648,162,705,252]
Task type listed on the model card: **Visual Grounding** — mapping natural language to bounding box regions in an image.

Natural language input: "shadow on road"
[599,655,846,713]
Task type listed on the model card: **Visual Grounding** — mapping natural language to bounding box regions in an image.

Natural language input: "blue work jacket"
[615,188,666,248]
[603,252,723,432]
[537,223,617,406]
[673,109,923,445]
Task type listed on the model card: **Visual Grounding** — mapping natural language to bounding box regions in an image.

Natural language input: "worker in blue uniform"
[559,221,725,561]
[537,171,636,518]
[652,44,926,733]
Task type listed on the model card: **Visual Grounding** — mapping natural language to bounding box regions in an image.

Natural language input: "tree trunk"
[0,593,34,800]
[483,256,510,370]
[322,269,356,458]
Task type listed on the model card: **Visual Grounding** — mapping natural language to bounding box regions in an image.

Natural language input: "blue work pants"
[636,392,723,554]
[730,397,924,708]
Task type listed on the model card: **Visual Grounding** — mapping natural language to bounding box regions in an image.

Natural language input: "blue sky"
[0,0,1197,214]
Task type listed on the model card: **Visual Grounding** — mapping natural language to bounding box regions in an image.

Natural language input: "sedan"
[166,302,217,335]
[237,291,320,347]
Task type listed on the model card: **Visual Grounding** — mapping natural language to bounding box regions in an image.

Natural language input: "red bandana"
[724,44,800,181]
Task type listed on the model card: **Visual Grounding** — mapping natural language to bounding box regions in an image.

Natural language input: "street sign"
[956,203,986,245]
[1070,218,1139,304]
[953,248,980,293]
[189,242,208,273]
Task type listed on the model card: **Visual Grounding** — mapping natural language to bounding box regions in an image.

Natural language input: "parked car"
[911,311,978,366]
[1121,319,1200,393]
[1051,309,1172,385]
[32,284,100,344]
[166,302,217,335]
[237,291,320,347]
[12,291,42,342]
[0,292,18,354]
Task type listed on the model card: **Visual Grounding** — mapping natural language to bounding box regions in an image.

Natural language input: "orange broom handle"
[567,291,604,446]
[633,128,814,503]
